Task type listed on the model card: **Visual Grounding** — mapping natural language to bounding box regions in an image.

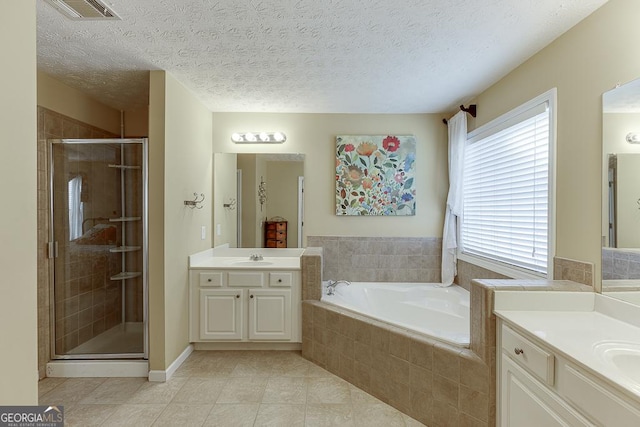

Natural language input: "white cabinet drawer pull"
[514,348,524,355]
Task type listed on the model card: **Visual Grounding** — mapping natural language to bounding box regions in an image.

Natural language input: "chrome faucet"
[249,253,264,261]
[326,279,351,295]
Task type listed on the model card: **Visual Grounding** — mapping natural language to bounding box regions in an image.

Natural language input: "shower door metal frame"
[48,138,149,360]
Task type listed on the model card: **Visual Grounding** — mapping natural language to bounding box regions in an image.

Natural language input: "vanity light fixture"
[231,132,287,144]
[626,132,640,144]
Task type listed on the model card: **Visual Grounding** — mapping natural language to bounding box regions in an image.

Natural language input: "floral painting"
[336,135,416,216]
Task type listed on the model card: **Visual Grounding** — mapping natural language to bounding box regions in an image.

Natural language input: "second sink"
[594,341,640,385]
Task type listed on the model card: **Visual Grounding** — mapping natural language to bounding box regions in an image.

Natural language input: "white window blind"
[461,101,550,275]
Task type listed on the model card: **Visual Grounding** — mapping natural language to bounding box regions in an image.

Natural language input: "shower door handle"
[47,241,59,259]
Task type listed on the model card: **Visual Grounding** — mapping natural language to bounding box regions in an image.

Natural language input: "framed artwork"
[336,134,416,216]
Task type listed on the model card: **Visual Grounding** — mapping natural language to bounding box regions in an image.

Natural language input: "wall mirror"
[213,153,304,249]
[602,78,640,305]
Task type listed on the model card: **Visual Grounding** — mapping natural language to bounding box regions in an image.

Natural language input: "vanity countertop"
[189,247,304,270]
[494,291,640,401]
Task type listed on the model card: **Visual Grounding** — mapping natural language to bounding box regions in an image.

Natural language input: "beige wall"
[0,0,38,404]
[148,72,167,370]
[212,113,448,244]
[471,0,640,285]
[213,153,238,247]
[124,106,150,137]
[148,71,213,370]
[37,71,121,135]
[38,71,149,138]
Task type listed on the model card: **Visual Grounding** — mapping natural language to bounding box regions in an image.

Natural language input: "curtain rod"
[443,104,477,125]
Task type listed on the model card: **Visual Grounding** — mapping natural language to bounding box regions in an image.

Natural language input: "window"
[460,89,555,277]
[68,175,84,241]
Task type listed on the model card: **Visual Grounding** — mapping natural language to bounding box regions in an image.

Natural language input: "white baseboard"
[46,360,149,378]
[148,344,193,382]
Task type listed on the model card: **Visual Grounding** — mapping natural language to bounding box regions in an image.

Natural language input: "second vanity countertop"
[189,247,304,270]
[494,291,640,401]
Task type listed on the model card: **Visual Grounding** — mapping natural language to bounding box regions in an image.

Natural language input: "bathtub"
[321,281,470,347]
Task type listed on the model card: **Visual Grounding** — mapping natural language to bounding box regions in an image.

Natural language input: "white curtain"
[68,175,83,240]
[441,111,467,286]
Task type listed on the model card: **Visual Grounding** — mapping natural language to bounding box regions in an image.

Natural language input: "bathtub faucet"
[326,279,351,295]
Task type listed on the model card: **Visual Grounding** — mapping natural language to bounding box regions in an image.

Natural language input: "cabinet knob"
[207,278,212,282]
[236,294,240,299]
[250,295,254,299]
[278,279,282,283]
[514,348,524,355]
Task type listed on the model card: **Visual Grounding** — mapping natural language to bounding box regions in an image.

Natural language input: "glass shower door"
[49,138,147,359]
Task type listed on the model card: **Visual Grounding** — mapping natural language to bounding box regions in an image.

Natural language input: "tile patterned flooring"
[39,350,426,426]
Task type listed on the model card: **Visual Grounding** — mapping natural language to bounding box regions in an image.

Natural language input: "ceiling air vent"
[45,0,121,20]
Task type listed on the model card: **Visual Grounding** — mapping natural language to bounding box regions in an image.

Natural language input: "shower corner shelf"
[110,246,141,253]
[109,216,141,222]
[108,164,141,170]
[110,272,141,281]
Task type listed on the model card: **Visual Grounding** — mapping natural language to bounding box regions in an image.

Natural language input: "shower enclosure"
[48,138,148,359]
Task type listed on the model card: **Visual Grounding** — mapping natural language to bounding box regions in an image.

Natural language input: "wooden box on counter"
[264,220,287,248]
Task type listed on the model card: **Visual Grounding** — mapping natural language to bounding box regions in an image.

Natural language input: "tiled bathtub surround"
[602,247,640,280]
[302,276,593,427]
[553,256,594,287]
[455,260,508,291]
[301,247,323,301]
[302,300,491,426]
[306,236,441,283]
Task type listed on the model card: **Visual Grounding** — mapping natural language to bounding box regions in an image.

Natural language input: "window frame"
[457,88,557,279]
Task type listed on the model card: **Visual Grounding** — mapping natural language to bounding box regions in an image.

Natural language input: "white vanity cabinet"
[498,319,640,427]
[190,269,300,343]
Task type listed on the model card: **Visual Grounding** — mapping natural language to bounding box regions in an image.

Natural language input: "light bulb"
[626,132,640,144]
[245,133,257,142]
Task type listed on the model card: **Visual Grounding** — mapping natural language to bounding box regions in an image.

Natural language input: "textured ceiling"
[36,0,608,113]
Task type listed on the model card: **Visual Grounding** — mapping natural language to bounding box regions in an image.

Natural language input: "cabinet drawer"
[276,222,287,231]
[199,271,224,287]
[266,230,277,239]
[502,324,555,385]
[561,363,640,426]
[228,271,265,287]
[269,272,292,287]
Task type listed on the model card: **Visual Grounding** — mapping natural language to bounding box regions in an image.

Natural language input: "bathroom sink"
[594,341,640,385]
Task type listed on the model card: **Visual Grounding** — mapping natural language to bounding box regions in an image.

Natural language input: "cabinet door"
[248,289,291,340]
[200,289,243,340]
[501,356,593,427]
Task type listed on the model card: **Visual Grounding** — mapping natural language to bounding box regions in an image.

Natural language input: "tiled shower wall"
[306,236,442,283]
[37,107,118,378]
